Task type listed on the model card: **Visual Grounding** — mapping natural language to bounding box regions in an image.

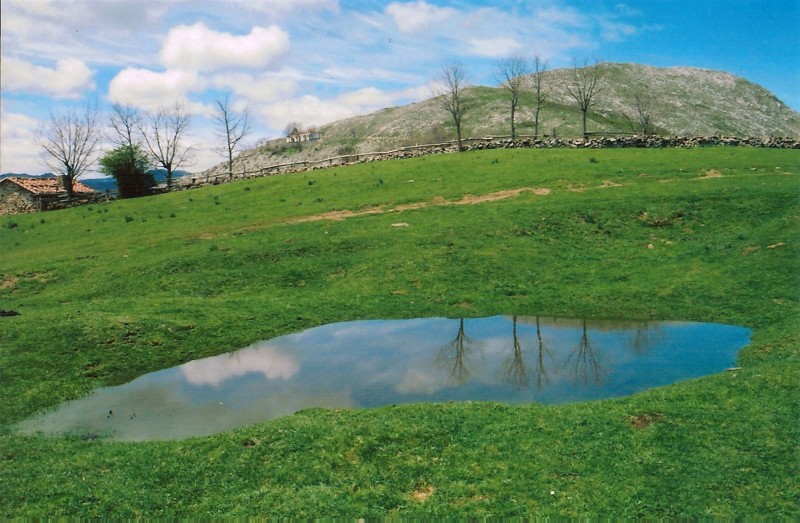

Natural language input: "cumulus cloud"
[210,72,298,103]
[386,1,457,33]
[0,57,94,98]
[108,67,210,114]
[181,345,300,387]
[259,86,420,130]
[466,36,523,58]
[160,22,290,72]
[0,112,42,174]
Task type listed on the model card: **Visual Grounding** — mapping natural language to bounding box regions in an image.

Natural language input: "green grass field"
[1,147,798,517]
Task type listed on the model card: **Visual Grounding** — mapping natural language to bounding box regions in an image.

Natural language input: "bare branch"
[214,95,252,180]
[565,58,604,138]
[432,62,470,151]
[495,56,529,140]
[139,103,193,189]
[38,102,102,198]
[110,103,142,149]
[530,54,549,137]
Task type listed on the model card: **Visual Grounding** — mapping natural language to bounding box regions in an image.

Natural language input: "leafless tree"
[437,318,478,384]
[139,103,193,189]
[503,316,530,390]
[495,56,529,140]
[109,103,142,149]
[432,62,470,151]
[567,320,603,385]
[530,54,549,137]
[622,84,656,135]
[565,59,605,138]
[533,316,554,389]
[214,95,251,180]
[39,102,102,198]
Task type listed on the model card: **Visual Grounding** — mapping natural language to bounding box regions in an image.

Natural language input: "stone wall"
[0,183,39,215]
[179,134,799,190]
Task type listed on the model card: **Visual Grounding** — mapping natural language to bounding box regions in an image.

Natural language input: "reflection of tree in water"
[567,320,603,385]
[628,322,663,354]
[503,316,529,390]
[502,316,558,390]
[533,317,555,389]
[437,318,479,385]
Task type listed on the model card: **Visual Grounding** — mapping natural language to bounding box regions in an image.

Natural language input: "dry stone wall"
[178,135,799,190]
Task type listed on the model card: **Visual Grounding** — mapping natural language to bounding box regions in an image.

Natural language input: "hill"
[198,63,800,179]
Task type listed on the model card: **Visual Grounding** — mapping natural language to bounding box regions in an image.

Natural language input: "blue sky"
[1,0,798,175]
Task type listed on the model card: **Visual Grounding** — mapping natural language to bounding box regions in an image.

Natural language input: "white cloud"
[181,345,300,387]
[210,73,298,103]
[108,68,202,112]
[229,0,339,15]
[259,85,423,130]
[467,36,523,58]
[386,1,457,33]
[0,112,43,174]
[260,95,359,129]
[0,57,94,99]
[160,22,290,72]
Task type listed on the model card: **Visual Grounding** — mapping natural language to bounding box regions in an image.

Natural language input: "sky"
[2,0,798,176]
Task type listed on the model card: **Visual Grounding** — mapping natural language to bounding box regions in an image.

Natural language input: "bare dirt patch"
[628,413,664,429]
[0,275,19,291]
[698,169,723,179]
[409,485,435,503]
[288,187,551,224]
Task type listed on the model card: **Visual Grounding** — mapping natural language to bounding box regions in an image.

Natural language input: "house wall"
[0,182,40,215]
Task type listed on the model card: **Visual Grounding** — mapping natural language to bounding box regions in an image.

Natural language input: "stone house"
[0,177,96,215]
[286,127,321,144]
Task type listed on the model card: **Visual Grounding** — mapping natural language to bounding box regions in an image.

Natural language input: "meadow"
[1,147,798,517]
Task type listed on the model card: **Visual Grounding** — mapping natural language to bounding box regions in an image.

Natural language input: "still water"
[15,316,749,441]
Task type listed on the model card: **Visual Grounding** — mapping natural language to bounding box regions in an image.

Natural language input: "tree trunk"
[61,174,74,200]
[582,110,588,139]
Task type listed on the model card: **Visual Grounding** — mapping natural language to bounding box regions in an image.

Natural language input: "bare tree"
[503,316,530,390]
[495,56,529,140]
[109,103,142,150]
[530,54,549,137]
[432,62,470,151]
[437,318,478,384]
[567,320,603,385]
[140,103,193,189]
[622,83,656,135]
[39,102,102,198]
[565,59,604,138]
[214,95,251,180]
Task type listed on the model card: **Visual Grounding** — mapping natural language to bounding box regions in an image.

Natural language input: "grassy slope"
[1,147,798,517]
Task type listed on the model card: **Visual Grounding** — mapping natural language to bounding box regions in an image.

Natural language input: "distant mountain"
[1,169,191,195]
[196,62,800,180]
[0,173,56,181]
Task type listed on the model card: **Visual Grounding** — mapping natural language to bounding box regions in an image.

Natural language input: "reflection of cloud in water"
[181,344,299,386]
[16,316,750,441]
[395,368,446,395]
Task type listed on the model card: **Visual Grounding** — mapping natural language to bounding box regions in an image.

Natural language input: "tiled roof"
[1,177,95,195]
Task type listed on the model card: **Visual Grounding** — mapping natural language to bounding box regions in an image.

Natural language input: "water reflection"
[14,316,749,441]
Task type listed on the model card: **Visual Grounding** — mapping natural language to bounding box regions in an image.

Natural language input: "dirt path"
[287,187,552,224]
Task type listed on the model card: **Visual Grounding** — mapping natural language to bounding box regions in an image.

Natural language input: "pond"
[15,316,749,441]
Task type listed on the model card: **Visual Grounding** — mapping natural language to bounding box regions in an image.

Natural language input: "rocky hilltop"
[197,63,800,181]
